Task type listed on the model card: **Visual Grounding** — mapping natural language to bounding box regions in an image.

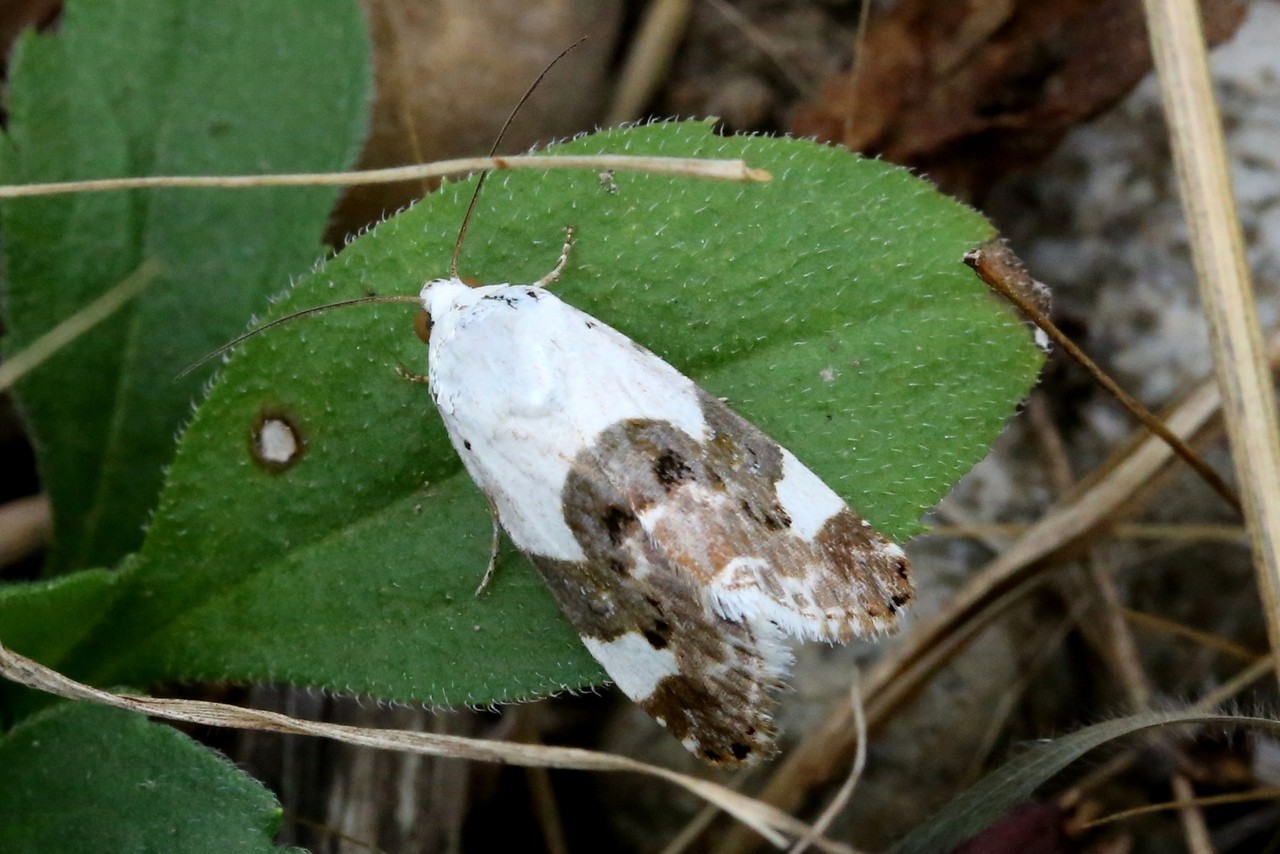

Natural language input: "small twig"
[0,154,771,199]
[0,259,162,392]
[1079,786,1280,830]
[1122,607,1261,662]
[966,241,1242,514]
[787,672,868,854]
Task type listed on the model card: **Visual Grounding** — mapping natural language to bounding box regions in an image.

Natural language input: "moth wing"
[541,314,909,763]
[433,287,910,763]
[584,386,913,646]
[529,546,791,765]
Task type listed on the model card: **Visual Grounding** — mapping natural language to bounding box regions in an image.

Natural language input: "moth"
[418,236,913,765]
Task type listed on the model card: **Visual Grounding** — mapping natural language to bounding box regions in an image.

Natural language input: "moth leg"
[533,226,576,288]
[474,496,503,597]
[394,364,430,384]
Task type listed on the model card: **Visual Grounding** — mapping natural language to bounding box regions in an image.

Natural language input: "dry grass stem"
[925,522,1248,544]
[705,0,814,96]
[0,641,854,853]
[964,608,1090,786]
[660,769,756,854]
[1122,607,1260,662]
[1170,774,1215,854]
[0,154,771,199]
[1080,786,1280,830]
[1142,0,1280,682]
[786,673,869,854]
[606,0,692,125]
[1088,555,1211,848]
[0,259,162,393]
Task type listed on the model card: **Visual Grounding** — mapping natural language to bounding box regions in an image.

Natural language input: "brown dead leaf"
[791,0,1247,197]
[330,0,624,238]
[0,0,60,71]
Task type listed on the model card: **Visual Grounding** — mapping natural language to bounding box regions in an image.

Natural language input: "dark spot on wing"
[653,449,693,489]
[482,292,520,308]
[601,505,637,545]
[463,439,472,451]
[813,510,915,634]
[739,498,791,531]
[764,506,791,529]
[730,742,752,761]
[643,619,671,649]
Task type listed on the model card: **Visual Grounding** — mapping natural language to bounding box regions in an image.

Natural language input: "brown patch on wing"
[529,391,912,763]
[576,391,911,640]
[530,553,785,765]
[816,510,913,621]
[529,425,788,763]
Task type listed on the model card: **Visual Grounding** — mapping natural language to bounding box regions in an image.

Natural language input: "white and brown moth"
[418,251,913,764]
[198,47,913,766]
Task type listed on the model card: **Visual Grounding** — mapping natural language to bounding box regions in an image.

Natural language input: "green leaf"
[0,570,121,723]
[0,0,371,572]
[893,710,1280,854]
[0,702,291,853]
[68,122,1043,707]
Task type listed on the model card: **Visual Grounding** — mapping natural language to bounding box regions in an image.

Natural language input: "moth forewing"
[419,275,912,765]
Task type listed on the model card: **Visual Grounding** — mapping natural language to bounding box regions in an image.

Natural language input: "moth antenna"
[177,294,420,379]
[449,36,588,280]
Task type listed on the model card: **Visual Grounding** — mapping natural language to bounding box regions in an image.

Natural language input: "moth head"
[416,277,480,345]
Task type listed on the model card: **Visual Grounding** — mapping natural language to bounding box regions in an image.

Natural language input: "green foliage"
[0,570,120,722]
[0,0,370,846]
[0,702,293,853]
[0,7,1043,843]
[0,0,371,572]
[56,123,1044,706]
